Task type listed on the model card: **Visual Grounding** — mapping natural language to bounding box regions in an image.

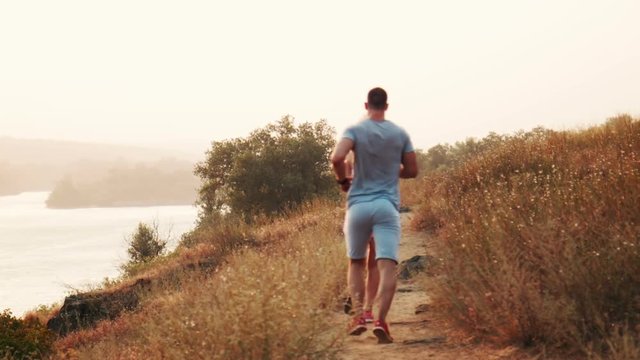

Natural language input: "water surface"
[0,192,197,316]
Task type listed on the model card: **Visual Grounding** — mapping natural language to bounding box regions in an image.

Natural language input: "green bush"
[0,310,54,359]
[195,116,337,221]
[126,222,166,263]
[121,222,167,276]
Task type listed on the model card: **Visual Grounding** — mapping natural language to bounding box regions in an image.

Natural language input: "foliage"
[0,310,54,359]
[409,129,552,175]
[21,304,60,332]
[125,222,167,265]
[195,116,337,220]
[178,212,254,250]
[412,115,640,357]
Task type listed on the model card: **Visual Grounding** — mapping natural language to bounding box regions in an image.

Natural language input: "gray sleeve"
[342,127,356,142]
[402,130,414,153]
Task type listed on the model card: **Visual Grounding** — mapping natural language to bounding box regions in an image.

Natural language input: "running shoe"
[347,316,367,336]
[373,320,393,344]
[362,310,374,323]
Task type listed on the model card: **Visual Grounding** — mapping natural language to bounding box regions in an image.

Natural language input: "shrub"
[126,222,167,263]
[413,115,640,356]
[121,222,168,276]
[195,116,337,221]
[0,310,54,359]
[178,212,254,250]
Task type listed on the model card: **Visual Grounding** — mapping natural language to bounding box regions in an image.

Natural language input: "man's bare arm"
[400,151,418,178]
[331,138,354,181]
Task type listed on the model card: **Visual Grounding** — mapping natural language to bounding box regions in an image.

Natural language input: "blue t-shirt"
[342,119,414,210]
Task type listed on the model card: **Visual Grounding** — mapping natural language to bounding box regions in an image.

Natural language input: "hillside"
[0,137,197,197]
[45,160,199,208]
[0,137,193,166]
[409,115,640,358]
[3,116,638,359]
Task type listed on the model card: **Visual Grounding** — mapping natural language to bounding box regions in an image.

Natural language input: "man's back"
[343,119,413,210]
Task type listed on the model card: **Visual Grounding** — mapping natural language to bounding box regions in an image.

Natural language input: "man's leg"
[347,258,368,336]
[375,259,397,323]
[344,203,373,335]
[348,258,367,317]
[363,238,379,321]
[370,199,400,343]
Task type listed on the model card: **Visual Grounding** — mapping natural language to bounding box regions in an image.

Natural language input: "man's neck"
[369,111,385,121]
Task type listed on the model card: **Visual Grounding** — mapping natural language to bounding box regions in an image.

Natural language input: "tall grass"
[56,201,347,359]
[412,115,640,357]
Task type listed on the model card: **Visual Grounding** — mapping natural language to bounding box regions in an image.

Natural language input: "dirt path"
[338,213,532,360]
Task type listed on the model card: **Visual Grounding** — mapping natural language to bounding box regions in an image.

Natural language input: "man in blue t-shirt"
[331,87,418,344]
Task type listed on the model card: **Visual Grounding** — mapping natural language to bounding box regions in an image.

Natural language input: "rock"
[397,287,414,293]
[415,303,430,314]
[402,336,446,346]
[47,256,222,336]
[343,297,353,314]
[397,255,430,280]
[183,258,218,273]
[47,278,151,336]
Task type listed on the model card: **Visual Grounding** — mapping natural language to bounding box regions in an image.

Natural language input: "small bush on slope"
[412,115,640,357]
[0,310,54,359]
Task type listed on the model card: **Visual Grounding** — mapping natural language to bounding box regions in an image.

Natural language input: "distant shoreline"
[0,191,196,209]
[46,199,196,209]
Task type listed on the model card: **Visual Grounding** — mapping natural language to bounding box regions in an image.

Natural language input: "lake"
[0,192,198,316]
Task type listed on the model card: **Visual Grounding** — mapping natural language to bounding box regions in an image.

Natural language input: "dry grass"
[53,200,347,359]
[411,115,640,358]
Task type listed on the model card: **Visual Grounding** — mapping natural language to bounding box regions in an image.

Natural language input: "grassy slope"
[52,201,347,359]
[410,115,640,358]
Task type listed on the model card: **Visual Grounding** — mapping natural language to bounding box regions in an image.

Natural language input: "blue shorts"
[344,198,400,263]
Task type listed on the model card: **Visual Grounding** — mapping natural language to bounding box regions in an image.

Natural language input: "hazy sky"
[1,0,639,157]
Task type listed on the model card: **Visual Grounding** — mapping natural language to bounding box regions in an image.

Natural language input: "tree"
[423,144,452,172]
[126,222,166,263]
[45,177,86,208]
[195,116,336,220]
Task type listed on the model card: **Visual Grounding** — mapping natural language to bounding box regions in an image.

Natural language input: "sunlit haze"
[1,0,639,156]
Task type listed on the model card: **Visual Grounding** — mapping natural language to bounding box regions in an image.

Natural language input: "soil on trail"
[338,213,533,360]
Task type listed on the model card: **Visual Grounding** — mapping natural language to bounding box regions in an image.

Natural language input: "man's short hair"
[367,87,387,110]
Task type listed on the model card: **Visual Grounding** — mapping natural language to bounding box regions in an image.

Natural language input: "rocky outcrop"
[397,255,432,280]
[47,278,151,336]
[47,254,223,336]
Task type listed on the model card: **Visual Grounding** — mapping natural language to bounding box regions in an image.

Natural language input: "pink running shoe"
[373,320,394,344]
[347,316,367,336]
[362,310,374,323]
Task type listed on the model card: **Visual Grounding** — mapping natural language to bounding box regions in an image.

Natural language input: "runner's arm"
[331,138,355,181]
[400,151,418,178]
